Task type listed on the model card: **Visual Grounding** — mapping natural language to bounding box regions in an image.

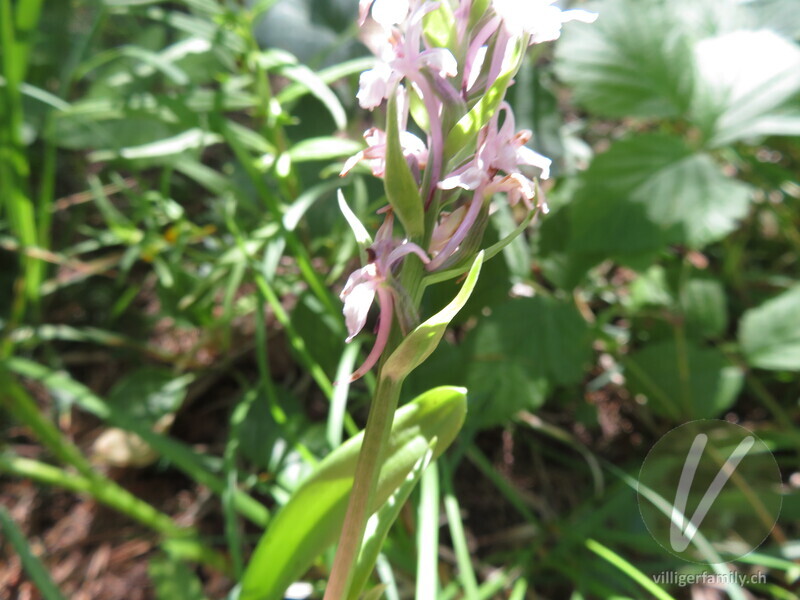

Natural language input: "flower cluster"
[340,0,597,380]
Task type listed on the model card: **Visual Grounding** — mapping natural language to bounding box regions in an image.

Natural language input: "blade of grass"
[508,577,528,600]
[253,266,361,438]
[218,118,343,328]
[603,461,747,600]
[0,505,66,600]
[441,457,479,599]
[375,554,400,600]
[0,454,228,573]
[585,539,676,600]
[0,0,41,342]
[222,388,259,579]
[276,56,375,105]
[6,357,270,527]
[465,446,538,525]
[416,461,441,600]
[329,341,360,449]
[224,196,326,462]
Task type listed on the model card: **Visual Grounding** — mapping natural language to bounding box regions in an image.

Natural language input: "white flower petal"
[438,166,486,190]
[561,9,598,25]
[342,276,377,342]
[420,48,458,78]
[356,66,391,109]
[467,45,487,90]
[516,146,552,179]
[371,0,410,28]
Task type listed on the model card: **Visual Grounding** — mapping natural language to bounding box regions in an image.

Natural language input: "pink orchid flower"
[440,103,551,195]
[356,1,458,200]
[429,102,550,270]
[340,127,428,179]
[340,213,430,381]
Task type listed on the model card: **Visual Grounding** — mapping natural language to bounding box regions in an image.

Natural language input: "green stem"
[324,238,433,599]
[323,376,401,600]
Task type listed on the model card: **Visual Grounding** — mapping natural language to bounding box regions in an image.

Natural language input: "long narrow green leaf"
[7,358,270,527]
[384,90,424,238]
[416,461,440,600]
[276,62,347,130]
[442,458,479,599]
[0,506,66,600]
[277,57,376,105]
[384,252,483,382]
[585,539,676,600]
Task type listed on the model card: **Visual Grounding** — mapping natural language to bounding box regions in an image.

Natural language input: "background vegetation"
[1,0,799,598]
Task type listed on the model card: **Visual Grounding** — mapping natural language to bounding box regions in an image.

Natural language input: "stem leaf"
[383,251,483,383]
[239,386,467,600]
[384,90,424,238]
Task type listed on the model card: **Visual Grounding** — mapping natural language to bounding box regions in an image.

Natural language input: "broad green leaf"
[624,341,743,420]
[568,185,669,257]
[463,296,591,426]
[680,278,727,339]
[537,203,605,289]
[468,296,591,386]
[384,91,424,238]
[444,37,524,161]
[148,553,208,600]
[466,362,549,429]
[739,285,800,371]
[627,265,674,311]
[106,367,194,425]
[690,29,800,146]
[383,252,483,382]
[554,0,694,119]
[239,386,468,600]
[570,134,751,250]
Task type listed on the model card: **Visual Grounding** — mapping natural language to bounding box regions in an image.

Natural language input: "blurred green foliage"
[1,0,799,599]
